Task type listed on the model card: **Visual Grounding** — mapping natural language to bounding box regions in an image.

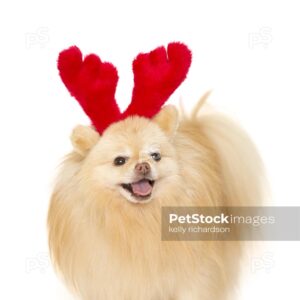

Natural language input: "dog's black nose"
[135,162,150,175]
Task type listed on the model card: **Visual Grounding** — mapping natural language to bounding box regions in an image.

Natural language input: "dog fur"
[48,98,265,300]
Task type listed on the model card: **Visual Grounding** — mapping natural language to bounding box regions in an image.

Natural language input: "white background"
[0,0,299,299]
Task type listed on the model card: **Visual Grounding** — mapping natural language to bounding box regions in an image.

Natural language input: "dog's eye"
[150,152,161,162]
[114,156,127,166]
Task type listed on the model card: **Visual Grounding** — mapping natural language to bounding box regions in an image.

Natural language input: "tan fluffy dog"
[48,97,265,300]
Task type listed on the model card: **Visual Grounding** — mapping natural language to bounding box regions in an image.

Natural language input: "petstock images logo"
[161,207,300,241]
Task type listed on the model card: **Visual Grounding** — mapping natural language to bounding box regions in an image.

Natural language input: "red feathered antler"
[123,42,192,119]
[58,46,121,133]
[58,42,191,134]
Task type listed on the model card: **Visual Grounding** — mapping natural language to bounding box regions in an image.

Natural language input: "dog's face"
[72,106,179,204]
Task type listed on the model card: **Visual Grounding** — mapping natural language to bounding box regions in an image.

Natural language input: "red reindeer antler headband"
[58,42,192,134]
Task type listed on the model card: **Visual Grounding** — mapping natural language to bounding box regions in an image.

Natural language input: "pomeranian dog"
[48,43,265,300]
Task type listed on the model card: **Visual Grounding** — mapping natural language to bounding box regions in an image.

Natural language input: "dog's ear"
[70,125,100,156]
[153,105,179,137]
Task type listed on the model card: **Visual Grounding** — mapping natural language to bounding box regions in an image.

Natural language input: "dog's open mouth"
[121,179,155,200]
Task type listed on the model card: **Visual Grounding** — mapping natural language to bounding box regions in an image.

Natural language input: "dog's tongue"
[131,180,152,196]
